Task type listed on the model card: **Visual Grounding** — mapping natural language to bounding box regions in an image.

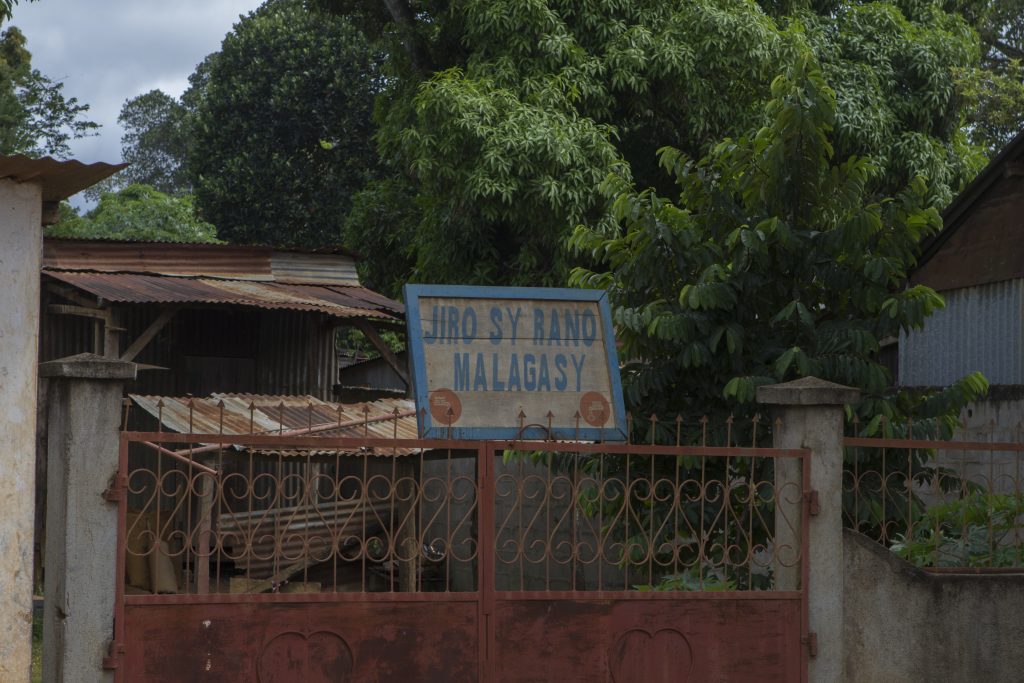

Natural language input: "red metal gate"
[107,425,810,681]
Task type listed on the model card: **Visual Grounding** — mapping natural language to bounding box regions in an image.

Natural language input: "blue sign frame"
[403,284,627,441]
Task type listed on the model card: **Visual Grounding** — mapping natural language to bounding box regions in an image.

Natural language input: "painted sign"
[403,284,627,441]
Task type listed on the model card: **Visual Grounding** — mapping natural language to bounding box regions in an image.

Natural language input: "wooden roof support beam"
[352,318,410,389]
[120,307,178,363]
[45,282,102,309]
[47,303,112,322]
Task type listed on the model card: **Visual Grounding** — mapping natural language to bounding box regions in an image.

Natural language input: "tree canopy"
[336,0,986,294]
[46,184,219,243]
[186,0,383,248]
[956,0,1024,152]
[570,52,987,428]
[110,90,191,196]
[0,24,97,157]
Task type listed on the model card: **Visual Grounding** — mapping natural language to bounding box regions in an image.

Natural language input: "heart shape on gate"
[257,630,354,683]
[608,628,694,683]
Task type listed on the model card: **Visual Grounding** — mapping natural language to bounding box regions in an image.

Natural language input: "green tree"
[568,53,988,581]
[187,0,382,248]
[111,90,191,196]
[0,25,97,157]
[955,0,1024,152]
[46,184,219,243]
[570,53,986,429]
[334,0,983,290]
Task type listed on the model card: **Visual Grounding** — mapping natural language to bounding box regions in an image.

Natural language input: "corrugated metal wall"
[41,303,339,401]
[900,279,1024,386]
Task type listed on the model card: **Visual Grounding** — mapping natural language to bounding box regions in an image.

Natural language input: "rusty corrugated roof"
[129,394,421,456]
[43,240,273,279]
[44,271,401,320]
[41,238,403,320]
[0,154,125,201]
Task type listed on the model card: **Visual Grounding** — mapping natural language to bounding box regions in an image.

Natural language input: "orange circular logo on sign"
[429,389,462,425]
[580,392,611,427]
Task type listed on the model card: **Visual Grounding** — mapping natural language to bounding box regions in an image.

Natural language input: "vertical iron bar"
[478,444,496,683]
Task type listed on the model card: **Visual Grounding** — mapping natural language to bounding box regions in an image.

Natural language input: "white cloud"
[6,0,263,208]
[8,0,263,165]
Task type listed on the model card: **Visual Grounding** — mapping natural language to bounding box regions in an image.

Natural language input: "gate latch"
[801,632,818,657]
[103,473,127,503]
[804,490,820,516]
[102,640,124,670]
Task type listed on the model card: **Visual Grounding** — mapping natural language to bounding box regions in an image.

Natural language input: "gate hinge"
[102,473,127,503]
[804,490,820,516]
[801,632,818,658]
[102,640,124,670]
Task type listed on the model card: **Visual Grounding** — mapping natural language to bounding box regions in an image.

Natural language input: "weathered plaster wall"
[0,178,42,681]
[844,529,1024,682]
[40,356,134,683]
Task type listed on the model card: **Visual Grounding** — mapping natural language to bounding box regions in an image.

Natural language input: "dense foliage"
[46,184,219,243]
[956,0,1024,152]
[333,0,986,293]
[112,90,190,196]
[570,52,987,430]
[187,0,382,247]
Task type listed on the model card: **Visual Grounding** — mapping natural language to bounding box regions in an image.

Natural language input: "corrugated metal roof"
[43,239,362,285]
[270,251,359,286]
[43,240,273,280]
[129,394,421,456]
[44,270,401,320]
[0,154,126,201]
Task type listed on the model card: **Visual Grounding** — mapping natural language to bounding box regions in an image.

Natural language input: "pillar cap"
[39,353,136,380]
[756,376,859,406]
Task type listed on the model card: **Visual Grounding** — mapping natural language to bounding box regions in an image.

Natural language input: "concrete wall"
[0,178,42,681]
[844,529,1024,682]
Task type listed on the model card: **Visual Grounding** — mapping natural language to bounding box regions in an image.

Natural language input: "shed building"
[900,129,1024,437]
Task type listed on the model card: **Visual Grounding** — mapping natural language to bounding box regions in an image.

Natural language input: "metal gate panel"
[491,596,802,682]
[121,598,479,682]
[110,428,809,682]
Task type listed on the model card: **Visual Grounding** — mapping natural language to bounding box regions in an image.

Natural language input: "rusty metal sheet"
[270,251,359,286]
[492,597,804,682]
[43,239,273,279]
[44,271,399,320]
[120,601,479,682]
[128,394,420,456]
[0,154,125,201]
[285,283,405,314]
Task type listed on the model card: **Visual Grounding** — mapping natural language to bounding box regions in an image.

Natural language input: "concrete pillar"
[758,376,859,683]
[39,354,136,683]
[0,178,43,681]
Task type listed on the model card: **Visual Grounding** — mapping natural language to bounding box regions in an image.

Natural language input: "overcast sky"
[10,0,264,169]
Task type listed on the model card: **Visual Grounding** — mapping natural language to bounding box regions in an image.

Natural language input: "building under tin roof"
[40,238,409,402]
